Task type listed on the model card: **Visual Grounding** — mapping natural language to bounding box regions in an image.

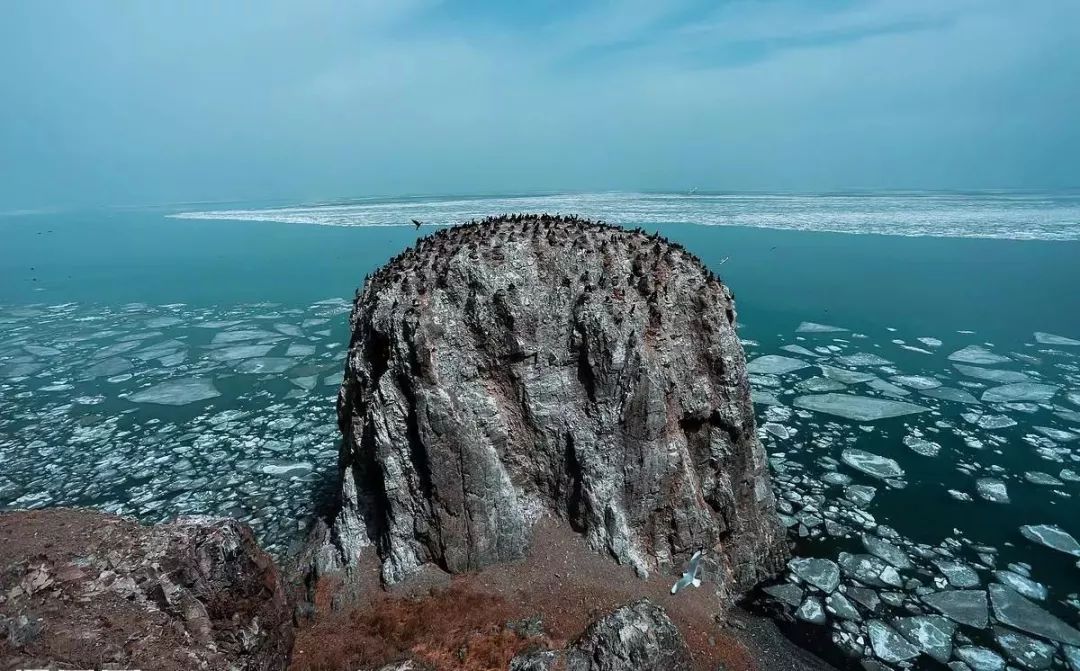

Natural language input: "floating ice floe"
[973,414,1017,430]
[1025,471,1064,486]
[259,460,314,477]
[751,390,782,406]
[921,386,980,404]
[890,374,942,390]
[917,337,943,348]
[993,570,1048,601]
[993,626,1056,670]
[747,355,810,375]
[903,435,941,457]
[83,357,132,379]
[210,344,275,362]
[1019,524,1080,557]
[236,357,295,374]
[1033,426,1077,442]
[818,365,877,384]
[764,583,804,607]
[976,478,1010,503]
[866,379,910,397]
[989,583,1080,646]
[788,557,841,593]
[797,322,848,333]
[1034,331,1080,346]
[128,378,221,405]
[862,533,912,569]
[841,448,904,480]
[797,376,847,393]
[211,329,277,344]
[949,345,1011,365]
[955,646,1006,671]
[285,344,316,357]
[893,615,954,664]
[781,344,821,358]
[795,596,826,624]
[934,560,980,588]
[835,353,892,367]
[982,383,1060,403]
[795,394,929,422]
[953,363,1032,384]
[922,589,988,628]
[867,620,921,664]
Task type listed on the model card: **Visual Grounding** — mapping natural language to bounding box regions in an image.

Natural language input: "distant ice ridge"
[169,192,1080,241]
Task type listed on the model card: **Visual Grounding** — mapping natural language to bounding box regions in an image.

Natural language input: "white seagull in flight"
[671,550,703,594]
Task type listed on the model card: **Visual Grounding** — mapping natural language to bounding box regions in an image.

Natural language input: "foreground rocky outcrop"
[510,599,692,671]
[330,214,787,600]
[0,508,292,671]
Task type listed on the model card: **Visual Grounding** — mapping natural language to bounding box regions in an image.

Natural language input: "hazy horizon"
[2,1,1079,209]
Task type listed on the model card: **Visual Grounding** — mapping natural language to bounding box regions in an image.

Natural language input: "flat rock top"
[364,214,722,301]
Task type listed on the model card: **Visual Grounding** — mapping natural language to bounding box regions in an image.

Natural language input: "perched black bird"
[412,219,423,230]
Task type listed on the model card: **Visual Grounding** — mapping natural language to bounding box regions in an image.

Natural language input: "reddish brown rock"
[0,508,292,671]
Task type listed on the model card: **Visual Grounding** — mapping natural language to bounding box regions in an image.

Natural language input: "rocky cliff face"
[332,214,786,598]
[0,509,292,671]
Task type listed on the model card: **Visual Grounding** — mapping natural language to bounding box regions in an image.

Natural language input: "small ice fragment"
[889,375,941,390]
[747,355,810,375]
[976,478,1010,504]
[867,620,921,663]
[1019,524,1080,557]
[795,394,929,422]
[1034,331,1080,346]
[841,448,904,479]
[982,383,1060,403]
[989,583,1080,646]
[921,387,980,404]
[953,363,1032,384]
[949,345,1011,365]
[922,589,988,628]
[787,557,841,593]
[797,322,848,333]
[129,378,220,405]
[835,353,892,367]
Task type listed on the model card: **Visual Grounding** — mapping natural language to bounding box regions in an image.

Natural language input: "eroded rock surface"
[509,599,693,671]
[332,215,786,598]
[0,508,292,671]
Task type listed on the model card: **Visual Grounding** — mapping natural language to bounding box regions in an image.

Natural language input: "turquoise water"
[3,193,1080,668]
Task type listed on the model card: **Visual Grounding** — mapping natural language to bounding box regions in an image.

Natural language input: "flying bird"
[670,550,704,594]
[412,219,423,230]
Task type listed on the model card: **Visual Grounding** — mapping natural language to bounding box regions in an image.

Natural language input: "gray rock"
[0,509,292,671]
[993,626,1055,670]
[894,615,955,663]
[989,583,1080,646]
[331,218,788,590]
[922,590,989,628]
[566,599,693,671]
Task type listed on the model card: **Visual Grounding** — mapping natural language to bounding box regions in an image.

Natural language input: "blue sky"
[1,0,1078,207]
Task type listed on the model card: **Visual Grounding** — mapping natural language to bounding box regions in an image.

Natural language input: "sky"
[1,0,1078,207]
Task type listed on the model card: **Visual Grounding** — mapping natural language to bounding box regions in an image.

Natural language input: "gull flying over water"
[671,550,703,594]
[412,219,423,229]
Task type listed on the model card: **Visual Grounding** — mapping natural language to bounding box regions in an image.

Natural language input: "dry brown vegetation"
[290,584,551,671]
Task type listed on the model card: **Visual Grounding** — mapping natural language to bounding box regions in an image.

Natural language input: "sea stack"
[331,214,787,600]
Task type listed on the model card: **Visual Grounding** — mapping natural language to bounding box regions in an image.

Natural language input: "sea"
[3,191,1080,669]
